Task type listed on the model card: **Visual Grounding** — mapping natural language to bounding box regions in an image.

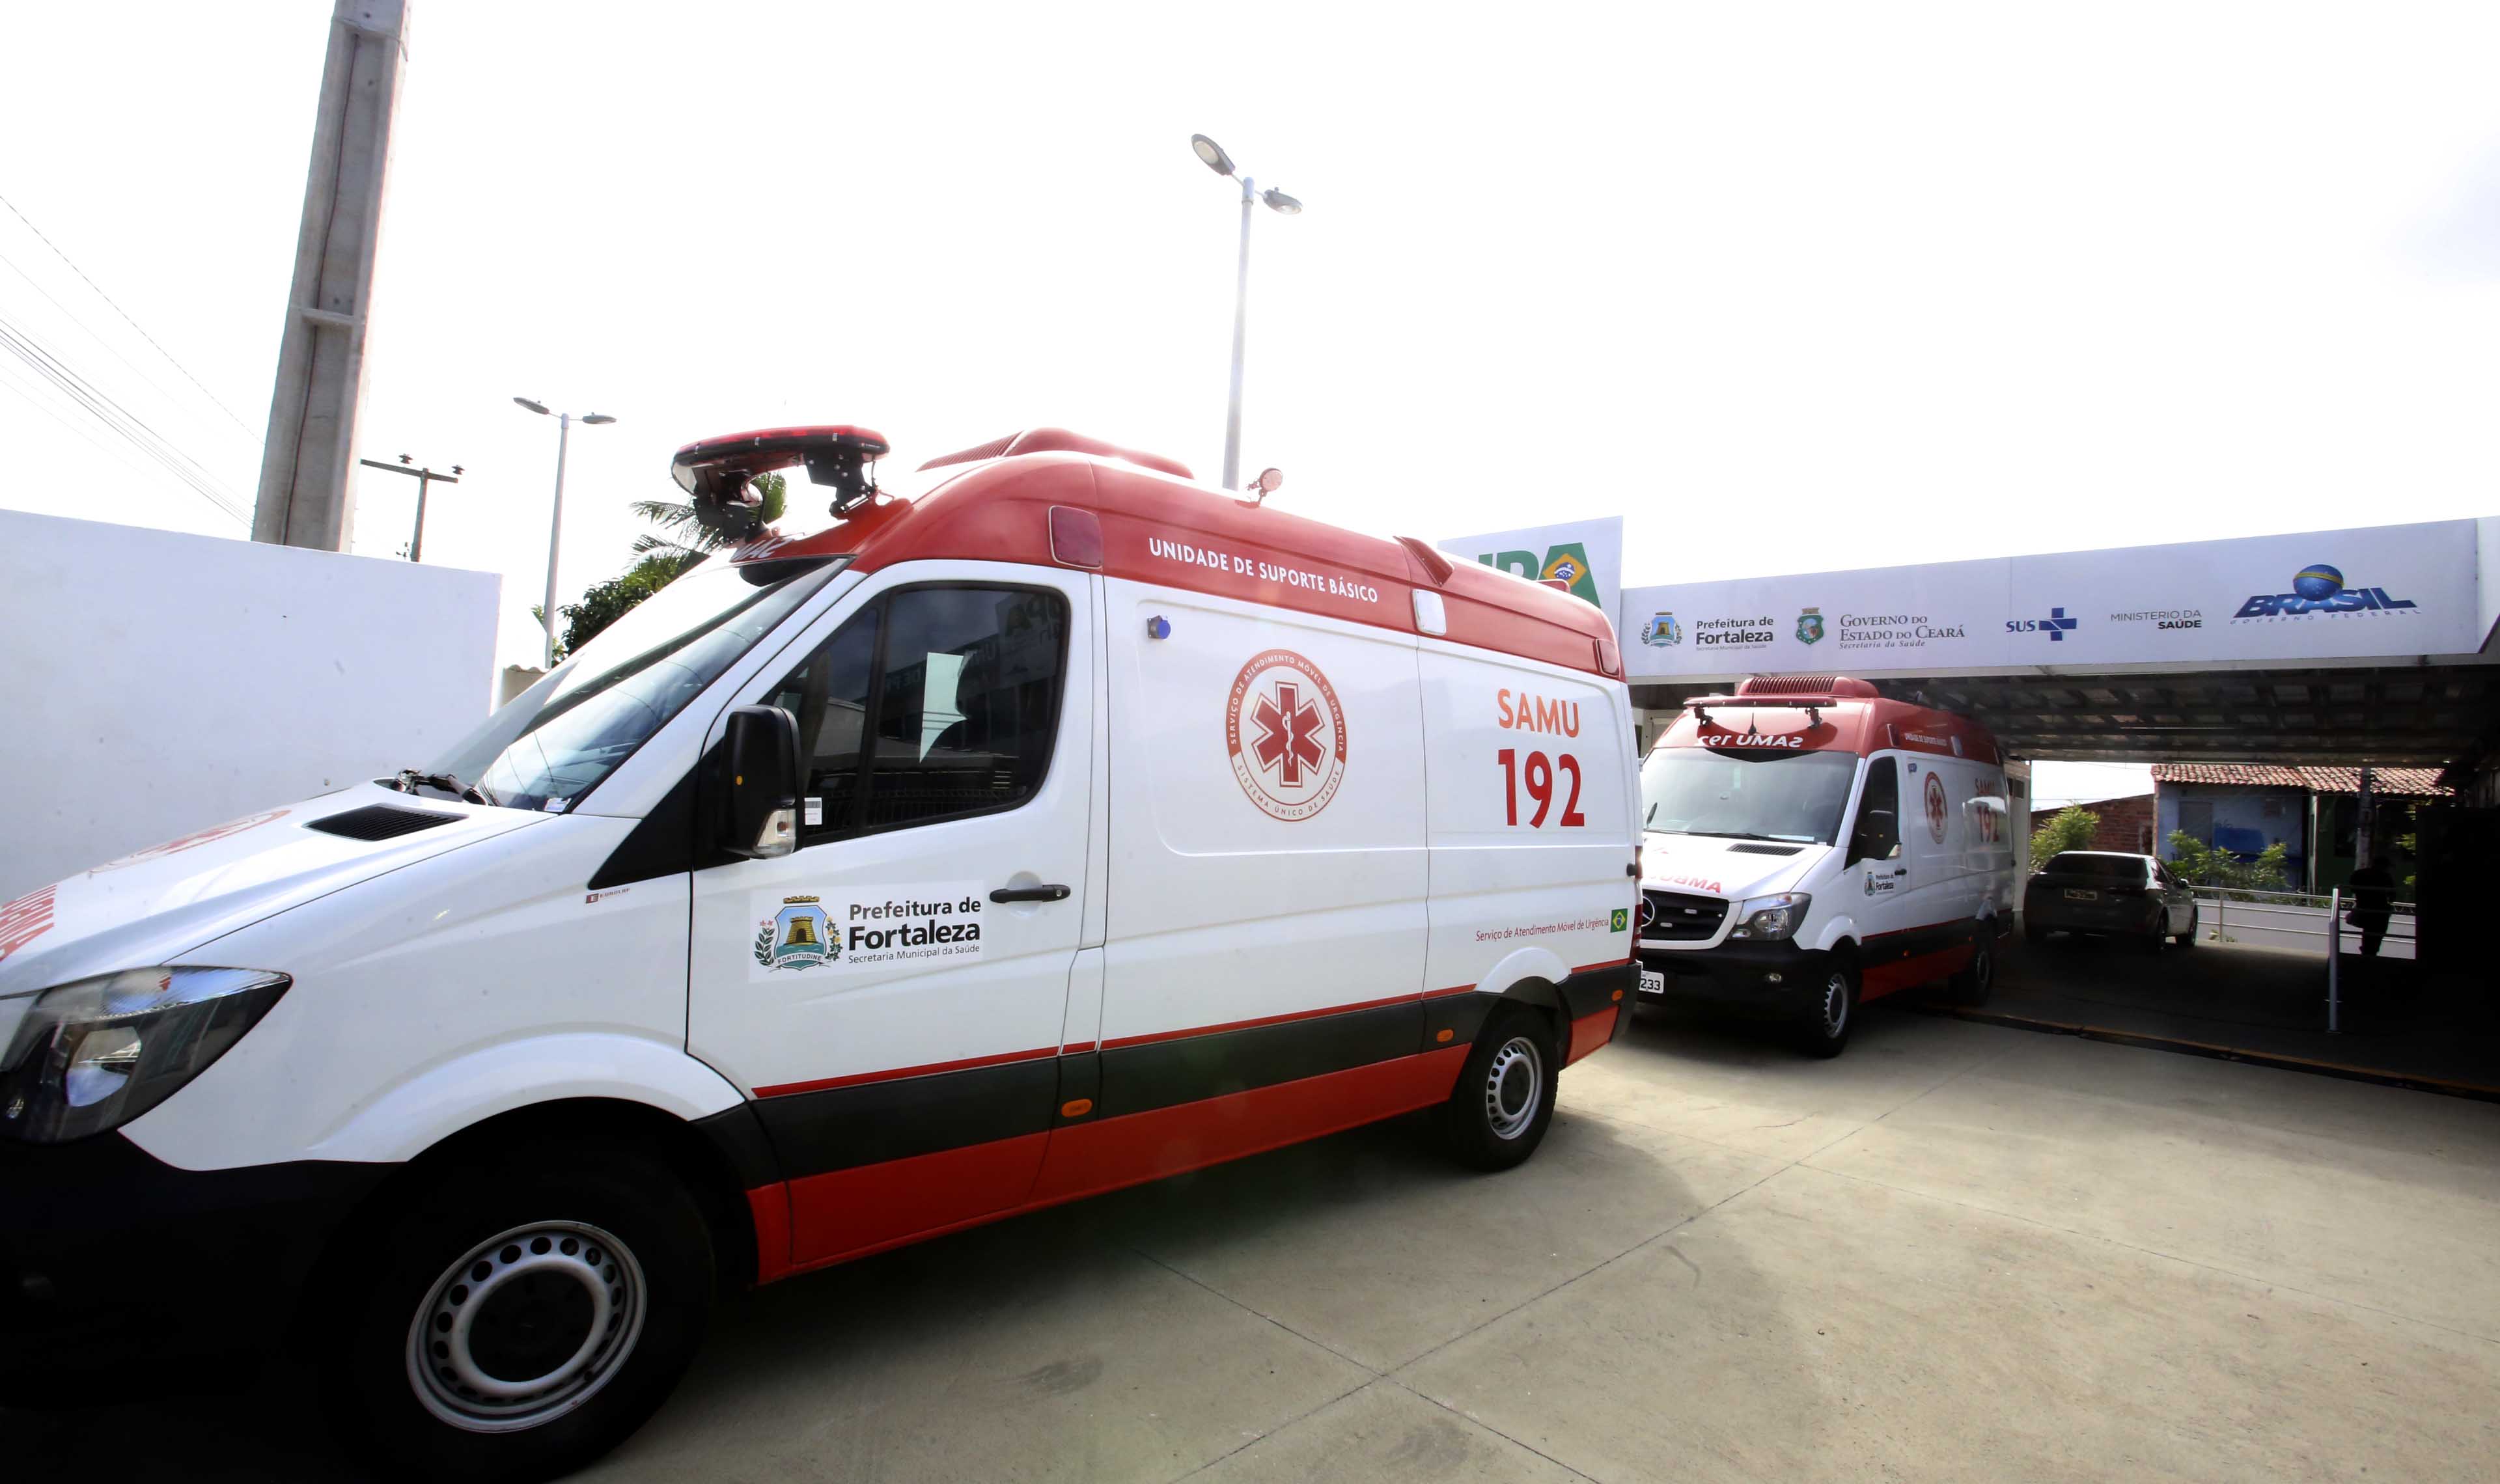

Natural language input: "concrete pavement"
[16,1004,2499,1480]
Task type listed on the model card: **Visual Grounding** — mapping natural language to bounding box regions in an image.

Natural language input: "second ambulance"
[1634,674,2016,1054]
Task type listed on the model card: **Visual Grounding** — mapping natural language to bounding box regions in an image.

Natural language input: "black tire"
[1444,1004,1560,1171]
[1949,926,1995,1006]
[2137,909,2168,954]
[1798,956,1858,1058]
[2174,906,2198,947]
[322,1140,716,1484]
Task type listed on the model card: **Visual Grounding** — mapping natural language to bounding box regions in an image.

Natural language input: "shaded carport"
[1572,514,2500,1092]
[1620,659,2500,1092]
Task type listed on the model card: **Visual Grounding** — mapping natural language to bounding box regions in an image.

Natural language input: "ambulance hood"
[0,784,543,1004]
[1640,828,1827,901]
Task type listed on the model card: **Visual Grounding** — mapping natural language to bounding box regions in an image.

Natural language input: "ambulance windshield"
[1638,747,1860,846]
[424,555,844,812]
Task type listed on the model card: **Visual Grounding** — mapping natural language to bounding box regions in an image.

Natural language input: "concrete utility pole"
[253,0,411,551]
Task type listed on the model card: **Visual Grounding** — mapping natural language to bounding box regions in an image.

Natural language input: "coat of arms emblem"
[1796,607,1826,645]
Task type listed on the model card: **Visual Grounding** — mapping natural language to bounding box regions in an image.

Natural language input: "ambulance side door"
[1037,577,1427,1197]
[1844,752,1910,945]
[686,562,1096,1269]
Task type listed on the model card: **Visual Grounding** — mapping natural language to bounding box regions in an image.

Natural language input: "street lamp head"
[581,413,617,426]
[513,397,550,415]
[1261,187,1303,215]
[1190,133,1236,177]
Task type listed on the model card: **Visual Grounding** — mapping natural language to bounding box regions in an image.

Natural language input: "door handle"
[1889,868,1908,877]
[990,884,1072,903]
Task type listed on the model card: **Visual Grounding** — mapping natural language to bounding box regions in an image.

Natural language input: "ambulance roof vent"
[917,428,1193,481]
[1737,674,1878,699]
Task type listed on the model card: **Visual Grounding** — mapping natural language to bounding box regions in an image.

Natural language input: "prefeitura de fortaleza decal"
[749,883,986,980]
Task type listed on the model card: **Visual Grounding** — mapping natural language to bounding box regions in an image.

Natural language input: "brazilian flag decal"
[1538,544,1600,605]
[1610,907,1629,933]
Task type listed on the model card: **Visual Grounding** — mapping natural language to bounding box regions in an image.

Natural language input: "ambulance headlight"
[0,967,290,1144]
[1727,894,1811,942]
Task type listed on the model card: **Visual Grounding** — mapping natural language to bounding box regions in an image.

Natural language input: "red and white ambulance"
[0,426,1637,1480]
[1633,675,2014,1055]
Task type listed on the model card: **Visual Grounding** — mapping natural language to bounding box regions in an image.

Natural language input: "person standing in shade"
[2347,855,2397,957]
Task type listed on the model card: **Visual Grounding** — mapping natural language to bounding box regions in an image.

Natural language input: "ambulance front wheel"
[1444,1004,1559,1171]
[1798,957,1858,1058]
[325,1140,716,1484]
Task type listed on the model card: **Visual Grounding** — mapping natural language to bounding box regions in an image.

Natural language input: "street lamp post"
[355,454,463,562]
[514,397,616,666]
[1189,133,1302,491]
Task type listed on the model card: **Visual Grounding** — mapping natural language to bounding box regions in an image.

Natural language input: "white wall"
[1,510,500,896]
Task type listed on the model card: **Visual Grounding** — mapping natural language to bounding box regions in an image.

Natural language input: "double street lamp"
[514,397,616,666]
[1189,133,1302,492]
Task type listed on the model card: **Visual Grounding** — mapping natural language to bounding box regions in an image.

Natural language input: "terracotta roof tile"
[2150,763,2451,797]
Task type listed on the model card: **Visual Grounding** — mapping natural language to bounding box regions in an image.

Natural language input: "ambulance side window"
[764,584,1068,844]
[1848,757,1901,865]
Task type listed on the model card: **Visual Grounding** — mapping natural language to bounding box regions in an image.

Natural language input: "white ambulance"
[1633,675,2015,1055]
[0,426,1638,1481]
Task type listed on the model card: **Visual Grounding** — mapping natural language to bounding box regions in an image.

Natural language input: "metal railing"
[2185,885,2415,1034]
[2193,886,2415,961]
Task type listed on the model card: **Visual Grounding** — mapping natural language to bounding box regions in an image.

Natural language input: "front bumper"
[1,1133,387,1385]
[1635,938,1825,1017]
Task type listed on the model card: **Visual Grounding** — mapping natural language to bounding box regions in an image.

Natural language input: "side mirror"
[721,704,801,859]
[1848,808,1897,866]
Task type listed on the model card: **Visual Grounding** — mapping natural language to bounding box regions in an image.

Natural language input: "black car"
[2022,851,2198,950]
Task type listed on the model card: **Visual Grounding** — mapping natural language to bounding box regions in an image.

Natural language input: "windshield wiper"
[395,768,499,808]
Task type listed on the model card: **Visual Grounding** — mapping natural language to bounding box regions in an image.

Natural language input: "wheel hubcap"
[407,1220,646,1433]
[1822,973,1850,1037]
[1973,942,1992,990]
[1483,1036,1542,1140]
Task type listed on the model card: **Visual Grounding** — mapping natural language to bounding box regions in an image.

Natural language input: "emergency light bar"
[1686,695,1830,726]
[669,424,893,532]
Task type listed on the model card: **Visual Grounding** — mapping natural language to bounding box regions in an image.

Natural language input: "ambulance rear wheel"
[1799,958,1857,1058]
[325,1141,715,1484]
[1949,929,1993,1006]
[1445,1004,1559,1171]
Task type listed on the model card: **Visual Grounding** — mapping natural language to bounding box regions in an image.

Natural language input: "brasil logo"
[2235,562,2417,620]
[1475,542,1601,607]
[754,895,837,972]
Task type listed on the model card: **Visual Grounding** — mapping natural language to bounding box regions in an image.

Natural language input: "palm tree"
[626,471,790,573]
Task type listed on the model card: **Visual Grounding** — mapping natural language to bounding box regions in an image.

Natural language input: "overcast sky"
[3,1,2497,693]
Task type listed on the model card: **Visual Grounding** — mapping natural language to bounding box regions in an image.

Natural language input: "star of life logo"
[1225,649,1348,822]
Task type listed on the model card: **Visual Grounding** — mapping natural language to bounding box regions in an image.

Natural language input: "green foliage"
[2167,831,2291,894]
[549,555,689,660]
[541,473,794,663]
[2029,806,2100,868]
[628,471,789,565]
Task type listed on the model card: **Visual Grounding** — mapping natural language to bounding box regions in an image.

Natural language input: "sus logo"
[1226,649,1348,822]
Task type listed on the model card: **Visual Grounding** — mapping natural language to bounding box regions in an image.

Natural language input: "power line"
[0,241,253,451]
[0,355,180,493]
[0,189,258,436]
[0,309,249,524]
